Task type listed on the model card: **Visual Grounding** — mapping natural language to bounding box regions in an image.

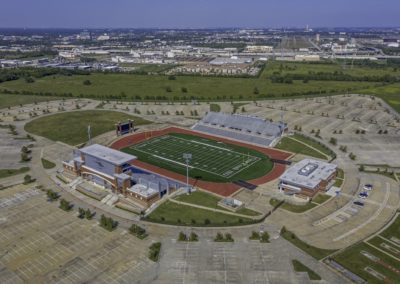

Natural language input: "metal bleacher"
[192,112,286,147]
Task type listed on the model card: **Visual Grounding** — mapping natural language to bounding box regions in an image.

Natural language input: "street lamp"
[183,153,192,193]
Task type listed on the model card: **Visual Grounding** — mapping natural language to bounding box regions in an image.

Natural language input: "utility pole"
[88,124,91,144]
[183,153,192,193]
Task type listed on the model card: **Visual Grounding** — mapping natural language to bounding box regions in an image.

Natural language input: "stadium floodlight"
[183,153,192,193]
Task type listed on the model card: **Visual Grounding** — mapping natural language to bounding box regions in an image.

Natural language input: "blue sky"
[1,0,399,28]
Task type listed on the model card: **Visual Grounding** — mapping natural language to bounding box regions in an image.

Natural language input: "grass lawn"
[145,200,254,226]
[367,236,400,257]
[282,229,336,260]
[333,242,400,284]
[0,72,378,101]
[2,61,400,113]
[24,110,151,145]
[275,136,327,160]
[281,202,317,213]
[0,93,59,109]
[337,168,344,179]
[379,215,400,240]
[41,158,56,169]
[290,134,334,158]
[122,132,273,183]
[0,167,30,179]
[334,178,344,187]
[361,83,400,114]
[174,191,261,216]
[236,207,261,216]
[269,198,317,213]
[312,193,331,204]
[175,191,222,209]
[291,259,321,280]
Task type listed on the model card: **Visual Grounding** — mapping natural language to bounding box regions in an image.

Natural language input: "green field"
[25,110,151,145]
[0,167,30,179]
[1,61,399,113]
[379,215,400,239]
[0,93,58,109]
[312,194,331,204]
[333,242,400,284]
[122,133,273,183]
[174,190,261,216]
[275,136,327,159]
[41,158,56,169]
[333,216,400,284]
[145,200,254,226]
[270,198,317,213]
[0,71,378,101]
[260,60,400,79]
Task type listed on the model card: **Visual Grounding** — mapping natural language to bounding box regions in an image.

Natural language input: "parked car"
[353,201,364,206]
[358,192,368,199]
[364,184,373,191]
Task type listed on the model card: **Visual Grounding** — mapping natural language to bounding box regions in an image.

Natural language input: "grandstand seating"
[192,112,286,147]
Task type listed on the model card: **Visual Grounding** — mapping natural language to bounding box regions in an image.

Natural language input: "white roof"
[79,144,136,165]
[280,159,337,190]
[127,183,158,198]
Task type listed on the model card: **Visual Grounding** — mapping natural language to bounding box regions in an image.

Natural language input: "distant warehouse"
[279,159,337,197]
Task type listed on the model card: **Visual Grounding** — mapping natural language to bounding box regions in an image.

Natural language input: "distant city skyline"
[1,0,399,29]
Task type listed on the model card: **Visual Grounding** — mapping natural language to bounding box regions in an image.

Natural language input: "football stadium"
[111,117,291,198]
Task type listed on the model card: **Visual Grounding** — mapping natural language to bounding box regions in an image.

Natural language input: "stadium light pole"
[183,153,192,193]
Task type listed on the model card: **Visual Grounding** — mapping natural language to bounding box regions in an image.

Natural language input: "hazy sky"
[1,0,399,28]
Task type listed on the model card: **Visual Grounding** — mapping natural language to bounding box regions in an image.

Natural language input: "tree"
[178,232,187,241]
[329,137,337,146]
[46,189,59,201]
[181,87,188,93]
[225,233,233,242]
[165,86,172,92]
[189,232,198,242]
[59,198,72,211]
[85,209,93,219]
[23,174,34,184]
[359,165,365,172]
[250,231,260,240]
[253,87,259,95]
[214,232,224,241]
[168,75,176,80]
[260,232,270,243]
[78,208,85,219]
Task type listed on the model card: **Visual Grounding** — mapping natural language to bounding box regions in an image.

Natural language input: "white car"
[363,184,373,191]
[358,192,368,199]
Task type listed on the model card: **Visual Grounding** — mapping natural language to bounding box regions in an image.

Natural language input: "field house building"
[278,159,337,197]
[63,144,184,207]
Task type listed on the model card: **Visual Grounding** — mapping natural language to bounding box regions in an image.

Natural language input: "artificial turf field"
[122,133,273,183]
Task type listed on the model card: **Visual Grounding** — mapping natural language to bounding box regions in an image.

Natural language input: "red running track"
[110,127,291,197]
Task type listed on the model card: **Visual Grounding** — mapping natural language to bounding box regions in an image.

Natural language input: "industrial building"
[278,159,337,197]
[63,144,184,207]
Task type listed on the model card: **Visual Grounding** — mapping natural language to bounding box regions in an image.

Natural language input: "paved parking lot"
[0,184,346,283]
[0,184,155,284]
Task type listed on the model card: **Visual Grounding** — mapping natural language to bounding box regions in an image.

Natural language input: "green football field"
[122,133,273,183]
